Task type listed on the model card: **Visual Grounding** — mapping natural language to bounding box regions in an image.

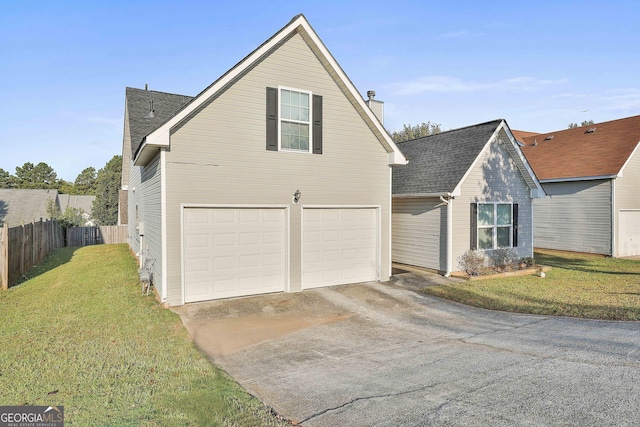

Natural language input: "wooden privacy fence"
[0,223,128,289]
[0,219,64,290]
[66,225,127,247]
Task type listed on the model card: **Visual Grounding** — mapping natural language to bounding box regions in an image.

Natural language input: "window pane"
[300,106,309,122]
[281,89,290,105]
[478,228,493,249]
[497,204,512,225]
[300,136,309,151]
[281,105,291,120]
[497,226,511,247]
[478,204,494,226]
[300,92,309,107]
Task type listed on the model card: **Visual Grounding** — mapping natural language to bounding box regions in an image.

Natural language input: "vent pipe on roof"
[145,83,148,91]
[146,100,155,119]
[365,90,384,125]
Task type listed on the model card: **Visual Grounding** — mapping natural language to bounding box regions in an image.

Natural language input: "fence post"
[1,223,8,290]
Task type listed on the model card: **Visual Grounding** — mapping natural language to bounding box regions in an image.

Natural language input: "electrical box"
[138,222,145,236]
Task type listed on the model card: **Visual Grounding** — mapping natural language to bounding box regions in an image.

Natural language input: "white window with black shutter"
[471,202,518,250]
[266,87,322,154]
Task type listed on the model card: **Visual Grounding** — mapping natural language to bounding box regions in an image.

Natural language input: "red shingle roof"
[520,115,640,181]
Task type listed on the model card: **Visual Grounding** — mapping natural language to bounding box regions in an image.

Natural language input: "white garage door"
[183,207,287,303]
[303,208,378,289]
[619,210,640,257]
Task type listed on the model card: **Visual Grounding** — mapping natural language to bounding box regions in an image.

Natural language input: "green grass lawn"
[0,244,287,426]
[424,249,640,321]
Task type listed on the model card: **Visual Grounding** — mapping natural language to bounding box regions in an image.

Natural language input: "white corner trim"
[160,149,168,303]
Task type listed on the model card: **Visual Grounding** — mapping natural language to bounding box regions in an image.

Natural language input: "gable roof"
[126,87,193,157]
[133,14,406,166]
[393,119,542,197]
[58,194,95,214]
[520,115,640,182]
[0,189,58,227]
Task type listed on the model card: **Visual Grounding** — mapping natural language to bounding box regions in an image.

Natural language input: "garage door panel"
[184,208,286,302]
[619,211,640,257]
[303,208,378,289]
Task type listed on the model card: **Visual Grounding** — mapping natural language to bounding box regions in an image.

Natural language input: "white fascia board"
[297,18,407,166]
[500,122,546,197]
[393,192,453,198]
[617,141,640,178]
[133,14,407,167]
[540,175,617,183]
[451,125,501,197]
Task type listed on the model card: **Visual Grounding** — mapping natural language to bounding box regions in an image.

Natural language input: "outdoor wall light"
[293,189,301,204]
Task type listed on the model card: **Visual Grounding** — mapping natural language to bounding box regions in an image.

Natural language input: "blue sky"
[1,0,639,181]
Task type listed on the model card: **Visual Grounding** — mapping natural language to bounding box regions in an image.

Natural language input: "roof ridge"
[397,119,503,144]
[126,86,193,98]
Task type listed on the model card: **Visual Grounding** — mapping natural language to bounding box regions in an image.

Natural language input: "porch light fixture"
[293,189,301,204]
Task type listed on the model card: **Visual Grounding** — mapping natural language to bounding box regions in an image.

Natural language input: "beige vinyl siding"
[137,153,163,298]
[163,32,390,305]
[452,131,534,270]
[127,161,141,255]
[534,179,612,255]
[614,144,640,256]
[392,198,447,272]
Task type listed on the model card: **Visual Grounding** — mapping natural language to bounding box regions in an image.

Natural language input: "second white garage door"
[619,210,640,257]
[302,208,378,289]
[183,207,287,303]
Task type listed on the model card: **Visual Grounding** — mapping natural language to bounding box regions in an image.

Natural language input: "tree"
[46,198,86,229]
[0,168,12,189]
[568,119,595,129]
[391,122,442,142]
[74,167,97,195]
[14,162,59,189]
[92,155,122,225]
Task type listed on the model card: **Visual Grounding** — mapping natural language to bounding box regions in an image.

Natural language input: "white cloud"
[389,75,568,96]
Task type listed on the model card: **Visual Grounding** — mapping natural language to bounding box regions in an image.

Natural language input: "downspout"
[440,195,453,277]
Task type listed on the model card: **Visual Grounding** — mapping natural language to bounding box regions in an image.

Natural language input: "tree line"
[0,155,122,226]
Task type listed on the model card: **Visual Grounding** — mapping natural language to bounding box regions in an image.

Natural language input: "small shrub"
[458,250,487,276]
[521,257,535,267]
[490,248,519,271]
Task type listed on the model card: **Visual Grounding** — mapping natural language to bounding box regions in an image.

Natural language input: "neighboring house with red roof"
[519,115,640,257]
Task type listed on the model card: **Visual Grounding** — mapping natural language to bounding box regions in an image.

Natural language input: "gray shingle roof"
[393,120,503,194]
[0,189,58,227]
[126,87,193,156]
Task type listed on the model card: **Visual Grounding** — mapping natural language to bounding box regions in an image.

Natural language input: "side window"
[472,203,518,250]
[266,87,322,154]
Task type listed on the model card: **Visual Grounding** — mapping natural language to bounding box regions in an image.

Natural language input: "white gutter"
[440,195,453,277]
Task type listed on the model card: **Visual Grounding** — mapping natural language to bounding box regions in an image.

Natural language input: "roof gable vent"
[544,135,554,141]
[585,127,596,133]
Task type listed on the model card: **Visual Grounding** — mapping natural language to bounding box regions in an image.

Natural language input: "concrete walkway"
[173,271,640,426]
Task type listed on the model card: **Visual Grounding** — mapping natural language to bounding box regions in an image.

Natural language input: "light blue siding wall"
[534,179,612,255]
[453,131,534,269]
[392,198,447,272]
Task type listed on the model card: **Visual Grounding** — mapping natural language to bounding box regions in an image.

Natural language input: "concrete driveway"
[173,271,640,426]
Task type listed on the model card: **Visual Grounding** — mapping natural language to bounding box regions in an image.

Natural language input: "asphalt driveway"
[173,271,640,426]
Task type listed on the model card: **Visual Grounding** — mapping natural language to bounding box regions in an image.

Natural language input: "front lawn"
[0,244,287,426]
[424,249,640,320]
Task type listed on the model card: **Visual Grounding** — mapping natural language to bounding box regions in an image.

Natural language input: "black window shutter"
[513,203,519,247]
[312,94,323,154]
[266,87,278,151]
[470,203,478,250]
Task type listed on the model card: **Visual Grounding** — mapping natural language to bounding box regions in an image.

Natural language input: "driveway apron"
[173,272,640,427]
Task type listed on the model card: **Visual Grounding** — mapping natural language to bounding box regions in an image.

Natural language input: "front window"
[478,203,512,249]
[280,88,311,152]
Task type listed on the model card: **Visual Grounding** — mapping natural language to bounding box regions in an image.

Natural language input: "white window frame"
[477,202,513,250]
[278,86,312,153]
